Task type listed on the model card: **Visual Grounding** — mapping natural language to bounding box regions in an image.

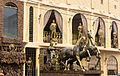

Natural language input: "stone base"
[40,70,103,76]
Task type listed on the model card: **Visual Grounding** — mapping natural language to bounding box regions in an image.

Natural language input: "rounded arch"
[112,21,118,32]
[107,56,118,63]
[95,17,105,36]
[94,17,105,47]
[72,13,88,44]
[43,9,63,33]
[72,13,88,36]
[30,6,33,9]
[43,9,63,43]
[3,2,18,39]
[111,21,118,48]
[5,2,17,8]
[106,56,118,75]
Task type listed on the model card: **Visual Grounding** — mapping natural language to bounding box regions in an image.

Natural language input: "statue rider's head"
[78,23,83,33]
[87,31,92,39]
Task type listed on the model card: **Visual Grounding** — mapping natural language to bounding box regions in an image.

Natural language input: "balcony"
[43,31,62,43]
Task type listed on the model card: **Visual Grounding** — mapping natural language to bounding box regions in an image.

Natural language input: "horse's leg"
[94,49,101,69]
[94,56,100,69]
[65,58,71,70]
[96,49,101,58]
[64,58,70,70]
[67,58,76,70]
[86,50,91,62]
[69,61,73,70]
[60,61,69,70]
[76,55,85,71]
[60,54,69,70]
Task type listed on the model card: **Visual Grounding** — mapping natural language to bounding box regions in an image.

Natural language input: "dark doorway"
[25,48,36,76]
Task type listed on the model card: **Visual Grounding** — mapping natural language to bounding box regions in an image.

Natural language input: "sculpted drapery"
[95,17,105,47]
[111,21,118,48]
[44,10,63,33]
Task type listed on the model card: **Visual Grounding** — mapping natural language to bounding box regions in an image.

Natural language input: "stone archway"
[107,56,118,76]
[72,13,87,45]
[43,10,63,43]
[111,21,118,48]
[94,17,105,47]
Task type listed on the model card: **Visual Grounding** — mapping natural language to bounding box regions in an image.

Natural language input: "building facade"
[0,0,120,76]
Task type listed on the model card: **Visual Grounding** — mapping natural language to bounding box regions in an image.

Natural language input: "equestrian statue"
[45,21,101,71]
[59,31,101,71]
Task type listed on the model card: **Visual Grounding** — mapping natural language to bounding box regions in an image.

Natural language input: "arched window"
[101,0,103,4]
[107,56,118,76]
[29,6,34,42]
[95,17,105,47]
[43,10,63,43]
[3,2,18,38]
[72,13,87,45]
[111,21,118,48]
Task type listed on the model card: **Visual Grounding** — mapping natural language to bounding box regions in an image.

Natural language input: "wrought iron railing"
[43,31,62,43]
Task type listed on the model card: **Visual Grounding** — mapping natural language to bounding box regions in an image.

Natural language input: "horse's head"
[86,46,97,54]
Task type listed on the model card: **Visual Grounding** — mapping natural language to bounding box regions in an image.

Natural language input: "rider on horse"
[72,31,94,61]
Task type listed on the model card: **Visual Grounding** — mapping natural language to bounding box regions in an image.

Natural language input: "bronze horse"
[59,32,101,71]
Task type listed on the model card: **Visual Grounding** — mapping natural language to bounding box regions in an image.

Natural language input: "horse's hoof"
[86,58,90,62]
[81,67,87,72]
[64,68,67,70]
[82,69,85,71]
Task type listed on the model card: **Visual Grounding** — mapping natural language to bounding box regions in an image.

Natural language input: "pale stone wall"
[22,0,120,17]
[100,50,120,76]
[23,0,120,76]
[109,0,120,17]
[92,0,108,13]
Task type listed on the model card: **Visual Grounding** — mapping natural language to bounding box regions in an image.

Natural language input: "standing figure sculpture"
[112,32,118,48]
[50,20,57,39]
[95,28,104,46]
[26,57,33,76]
[78,23,83,39]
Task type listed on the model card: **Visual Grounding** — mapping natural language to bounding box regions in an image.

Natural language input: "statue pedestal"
[40,70,103,76]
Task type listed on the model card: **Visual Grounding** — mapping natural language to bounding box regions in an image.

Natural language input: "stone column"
[23,48,26,76]
[23,2,29,42]
[36,48,40,76]
[37,4,41,43]
[40,6,44,43]
[105,19,111,48]
[118,22,120,49]
[66,9,72,44]
[62,12,67,44]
